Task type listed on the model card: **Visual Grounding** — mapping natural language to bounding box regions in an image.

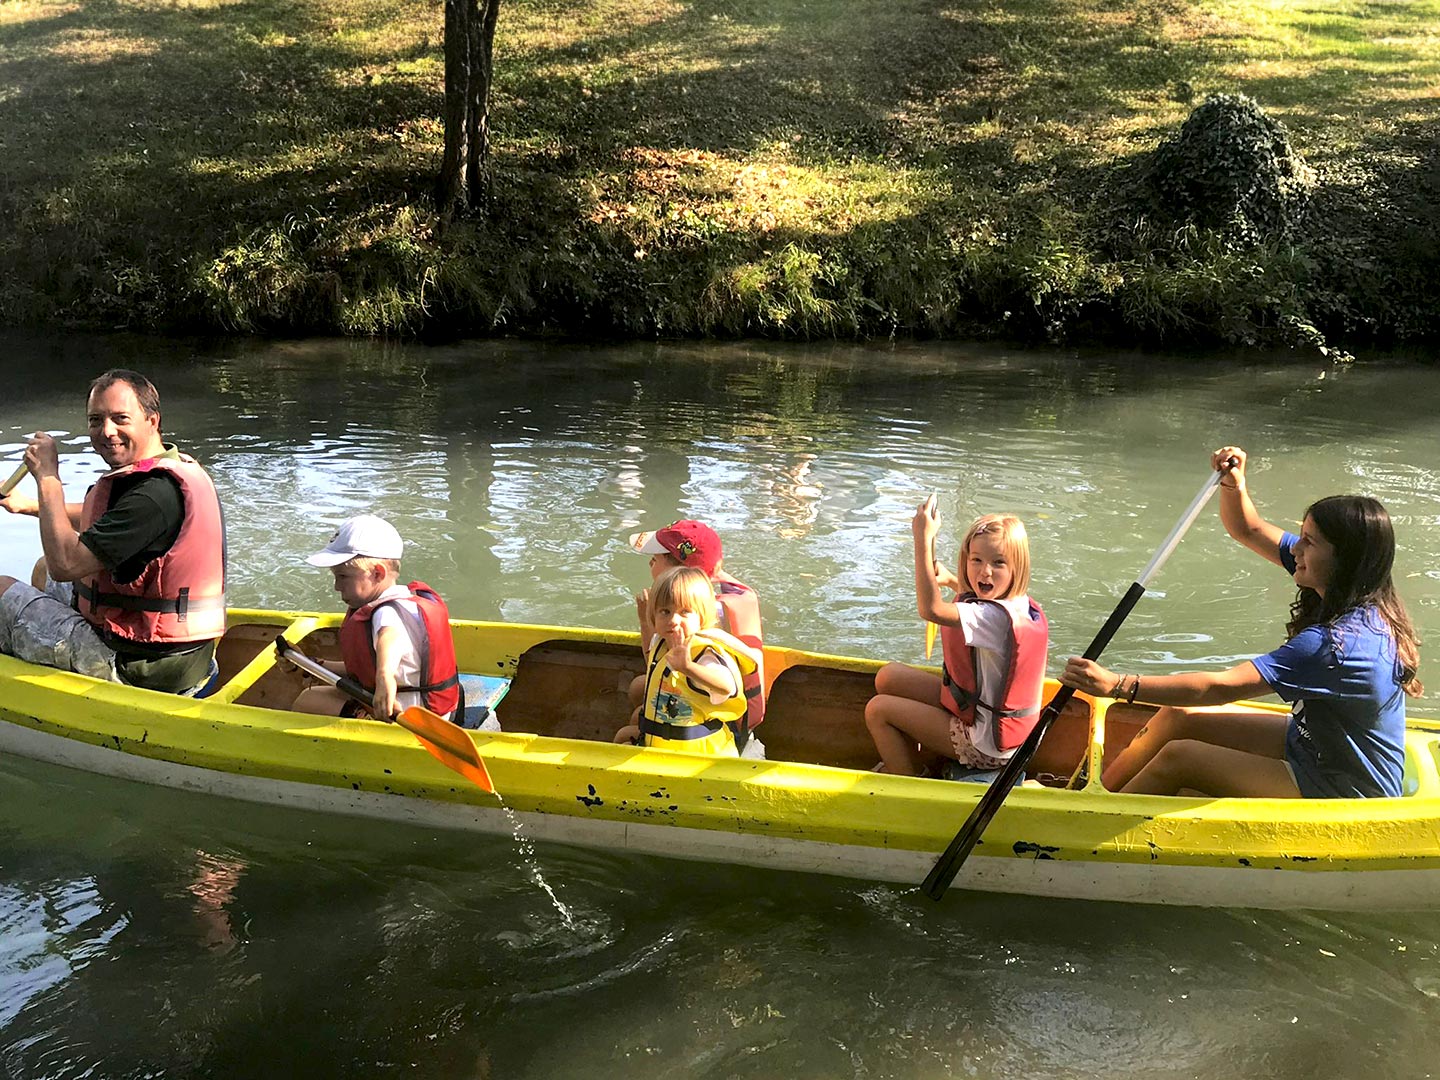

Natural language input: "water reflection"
[3,334,1440,1077]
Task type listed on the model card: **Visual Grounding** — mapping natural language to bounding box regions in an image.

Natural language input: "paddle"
[924,492,940,661]
[920,467,1229,900]
[0,462,28,498]
[274,635,495,794]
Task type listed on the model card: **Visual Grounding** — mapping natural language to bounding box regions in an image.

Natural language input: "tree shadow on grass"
[0,0,1436,335]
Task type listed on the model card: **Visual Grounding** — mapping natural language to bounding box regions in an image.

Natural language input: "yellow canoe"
[2,608,1439,910]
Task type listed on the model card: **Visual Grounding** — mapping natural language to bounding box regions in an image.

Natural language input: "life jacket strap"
[994,704,1041,719]
[941,666,976,710]
[638,717,725,741]
[398,672,460,694]
[76,580,223,620]
[944,663,1040,720]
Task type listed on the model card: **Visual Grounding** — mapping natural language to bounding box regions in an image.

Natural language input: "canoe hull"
[4,609,1440,911]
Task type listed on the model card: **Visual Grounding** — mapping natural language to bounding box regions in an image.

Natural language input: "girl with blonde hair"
[866,499,1049,777]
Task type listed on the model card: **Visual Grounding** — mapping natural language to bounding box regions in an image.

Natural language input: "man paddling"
[0,369,226,694]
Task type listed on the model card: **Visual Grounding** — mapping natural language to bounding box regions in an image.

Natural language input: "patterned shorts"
[948,716,1008,770]
[0,580,120,683]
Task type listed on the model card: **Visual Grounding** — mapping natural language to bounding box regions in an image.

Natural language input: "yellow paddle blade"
[395,705,495,794]
[925,620,938,661]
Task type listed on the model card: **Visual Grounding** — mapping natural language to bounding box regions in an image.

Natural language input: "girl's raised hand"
[1212,446,1247,488]
[663,623,693,664]
[912,493,939,544]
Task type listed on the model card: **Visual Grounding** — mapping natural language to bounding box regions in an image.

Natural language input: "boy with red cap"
[626,519,767,749]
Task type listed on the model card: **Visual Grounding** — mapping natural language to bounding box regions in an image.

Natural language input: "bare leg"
[627,673,645,710]
[1124,739,1301,797]
[1103,705,1290,791]
[865,694,955,776]
[292,686,349,716]
[0,576,16,600]
[614,723,640,744]
[874,662,944,705]
[30,557,46,590]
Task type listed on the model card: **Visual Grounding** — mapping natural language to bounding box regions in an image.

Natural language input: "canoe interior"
[215,618,1095,786]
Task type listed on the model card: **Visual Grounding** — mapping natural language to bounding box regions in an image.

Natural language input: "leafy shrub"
[1140,93,1316,245]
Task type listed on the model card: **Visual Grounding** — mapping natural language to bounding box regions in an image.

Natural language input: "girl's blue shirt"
[1250,532,1407,798]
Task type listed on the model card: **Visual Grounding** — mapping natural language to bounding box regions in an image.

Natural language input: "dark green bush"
[1140,93,1316,245]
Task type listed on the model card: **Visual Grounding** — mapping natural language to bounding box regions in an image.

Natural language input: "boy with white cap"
[627,519,767,748]
[290,514,462,723]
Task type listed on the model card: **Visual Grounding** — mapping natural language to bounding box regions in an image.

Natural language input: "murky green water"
[2,333,1440,1077]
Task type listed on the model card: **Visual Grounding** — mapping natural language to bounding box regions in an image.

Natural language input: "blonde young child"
[614,566,757,756]
[626,518,767,743]
[290,515,462,724]
[865,498,1049,777]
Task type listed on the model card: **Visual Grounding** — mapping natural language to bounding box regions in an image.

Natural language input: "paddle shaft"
[276,638,381,711]
[0,462,28,498]
[923,491,940,660]
[920,469,1227,900]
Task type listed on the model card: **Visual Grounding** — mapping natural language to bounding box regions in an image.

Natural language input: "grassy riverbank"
[1,0,1437,349]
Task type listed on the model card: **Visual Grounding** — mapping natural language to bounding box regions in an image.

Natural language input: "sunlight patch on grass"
[583,148,934,251]
[0,1,79,28]
[49,31,160,62]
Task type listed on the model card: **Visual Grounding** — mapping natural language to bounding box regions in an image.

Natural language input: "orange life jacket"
[339,581,461,717]
[940,596,1049,752]
[715,574,765,734]
[74,454,227,644]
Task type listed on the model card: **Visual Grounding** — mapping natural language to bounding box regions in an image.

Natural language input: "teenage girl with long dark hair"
[1062,447,1422,798]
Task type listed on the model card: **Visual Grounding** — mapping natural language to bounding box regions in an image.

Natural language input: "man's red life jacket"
[339,581,461,717]
[715,575,765,734]
[939,596,1048,752]
[74,454,227,644]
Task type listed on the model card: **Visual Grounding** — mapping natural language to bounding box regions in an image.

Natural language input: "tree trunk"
[438,0,502,217]
[463,0,502,207]
[436,0,472,217]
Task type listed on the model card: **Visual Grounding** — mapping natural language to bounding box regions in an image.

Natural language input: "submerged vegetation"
[0,0,1437,351]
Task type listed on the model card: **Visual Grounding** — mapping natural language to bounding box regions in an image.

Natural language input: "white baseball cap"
[306,514,404,566]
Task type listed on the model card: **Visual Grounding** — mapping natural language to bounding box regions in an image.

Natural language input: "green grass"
[1,0,1437,346]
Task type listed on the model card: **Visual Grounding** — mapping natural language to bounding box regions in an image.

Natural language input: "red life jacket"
[74,453,227,644]
[339,581,461,717]
[939,596,1049,752]
[715,575,766,734]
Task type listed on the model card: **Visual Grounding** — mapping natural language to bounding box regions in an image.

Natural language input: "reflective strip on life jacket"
[76,453,227,644]
[338,580,462,717]
[939,596,1049,753]
[638,717,726,741]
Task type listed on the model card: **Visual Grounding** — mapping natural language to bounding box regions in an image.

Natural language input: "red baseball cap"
[628,519,723,576]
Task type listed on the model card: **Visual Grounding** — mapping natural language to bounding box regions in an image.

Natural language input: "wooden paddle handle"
[276,636,377,708]
[0,462,28,498]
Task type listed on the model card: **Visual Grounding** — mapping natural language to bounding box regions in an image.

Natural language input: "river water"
[2,333,1439,1077]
